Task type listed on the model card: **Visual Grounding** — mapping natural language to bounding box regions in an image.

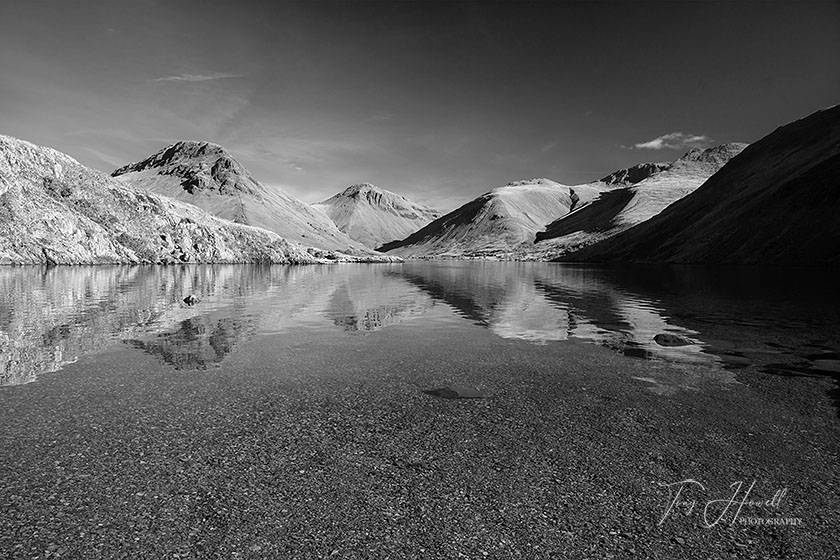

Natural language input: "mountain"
[0,135,396,265]
[599,162,671,186]
[561,106,840,265]
[313,183,440,249]
[379,178,603,258]
[112,141,367,253]
[534,143,748,255]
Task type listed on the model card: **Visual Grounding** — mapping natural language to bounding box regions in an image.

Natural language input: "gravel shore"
[1,322,837,559]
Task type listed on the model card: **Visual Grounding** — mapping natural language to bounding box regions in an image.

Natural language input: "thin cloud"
[631,132,713,150]
[81,145,124,168]
[153,72,246,83]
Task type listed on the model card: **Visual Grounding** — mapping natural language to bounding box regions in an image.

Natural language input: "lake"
[1,262,838,558]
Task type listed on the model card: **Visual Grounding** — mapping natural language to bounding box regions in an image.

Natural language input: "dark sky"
[1,1,838,211]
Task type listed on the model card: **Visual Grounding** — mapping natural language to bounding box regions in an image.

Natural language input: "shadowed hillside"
[535,144,747,256]
[562,106,840,265]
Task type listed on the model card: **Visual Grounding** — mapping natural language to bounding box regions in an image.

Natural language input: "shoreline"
[1,322,837,559]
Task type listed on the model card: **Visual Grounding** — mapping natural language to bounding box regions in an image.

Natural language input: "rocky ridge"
[599,162,671,185]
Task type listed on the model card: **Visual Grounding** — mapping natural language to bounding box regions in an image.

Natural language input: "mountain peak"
[113,141,228,175]
[504,178,555,187]
[325,183,422,209]
[599,162,671,185]
[340,183,382,197]
[112,140,260,197]
[316,184,441,249]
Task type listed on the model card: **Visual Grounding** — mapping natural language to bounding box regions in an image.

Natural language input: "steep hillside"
[535,144,747,255]
[379,178,603,258]
[0,135,396,265]
[313,183,440,249]
[562,106,840,264]
[112,141,367,253]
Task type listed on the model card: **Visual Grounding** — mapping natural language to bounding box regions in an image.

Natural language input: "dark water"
[1,261,838,408]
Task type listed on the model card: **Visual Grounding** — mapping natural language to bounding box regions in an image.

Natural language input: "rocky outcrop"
[561,106,840,265]
[113,141,262,197]
[669,142,749,173]
[313,183,440,249]
[0,135,398,265]
[379,178,603,258]
[112,141,368,253]
[599,162,671,185]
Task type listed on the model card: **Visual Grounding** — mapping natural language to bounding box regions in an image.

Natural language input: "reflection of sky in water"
[1,263,838,404]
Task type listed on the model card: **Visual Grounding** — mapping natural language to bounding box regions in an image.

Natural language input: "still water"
[1,261,838,407]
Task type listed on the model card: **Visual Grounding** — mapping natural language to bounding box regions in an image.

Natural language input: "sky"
[1,1,838,212]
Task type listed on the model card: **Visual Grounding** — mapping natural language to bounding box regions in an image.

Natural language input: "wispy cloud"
[630,132,713,150]
[81,145,125,169]
[153,72,246,83]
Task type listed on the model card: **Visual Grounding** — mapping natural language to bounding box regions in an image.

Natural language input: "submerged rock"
[423,385,486,399]
[653,333,693,347]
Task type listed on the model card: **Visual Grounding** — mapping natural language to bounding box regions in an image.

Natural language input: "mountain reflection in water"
[1,262,838,401]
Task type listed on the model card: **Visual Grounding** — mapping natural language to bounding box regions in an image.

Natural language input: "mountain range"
[379,144,747,259]
[0,136,396,265]
[1,105,837,266]
[378,178,604,257]
[112,141,367,254]
[533,143,748,257]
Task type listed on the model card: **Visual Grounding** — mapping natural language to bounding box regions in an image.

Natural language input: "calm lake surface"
[1,262,838,558]
[2,262,838,394]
